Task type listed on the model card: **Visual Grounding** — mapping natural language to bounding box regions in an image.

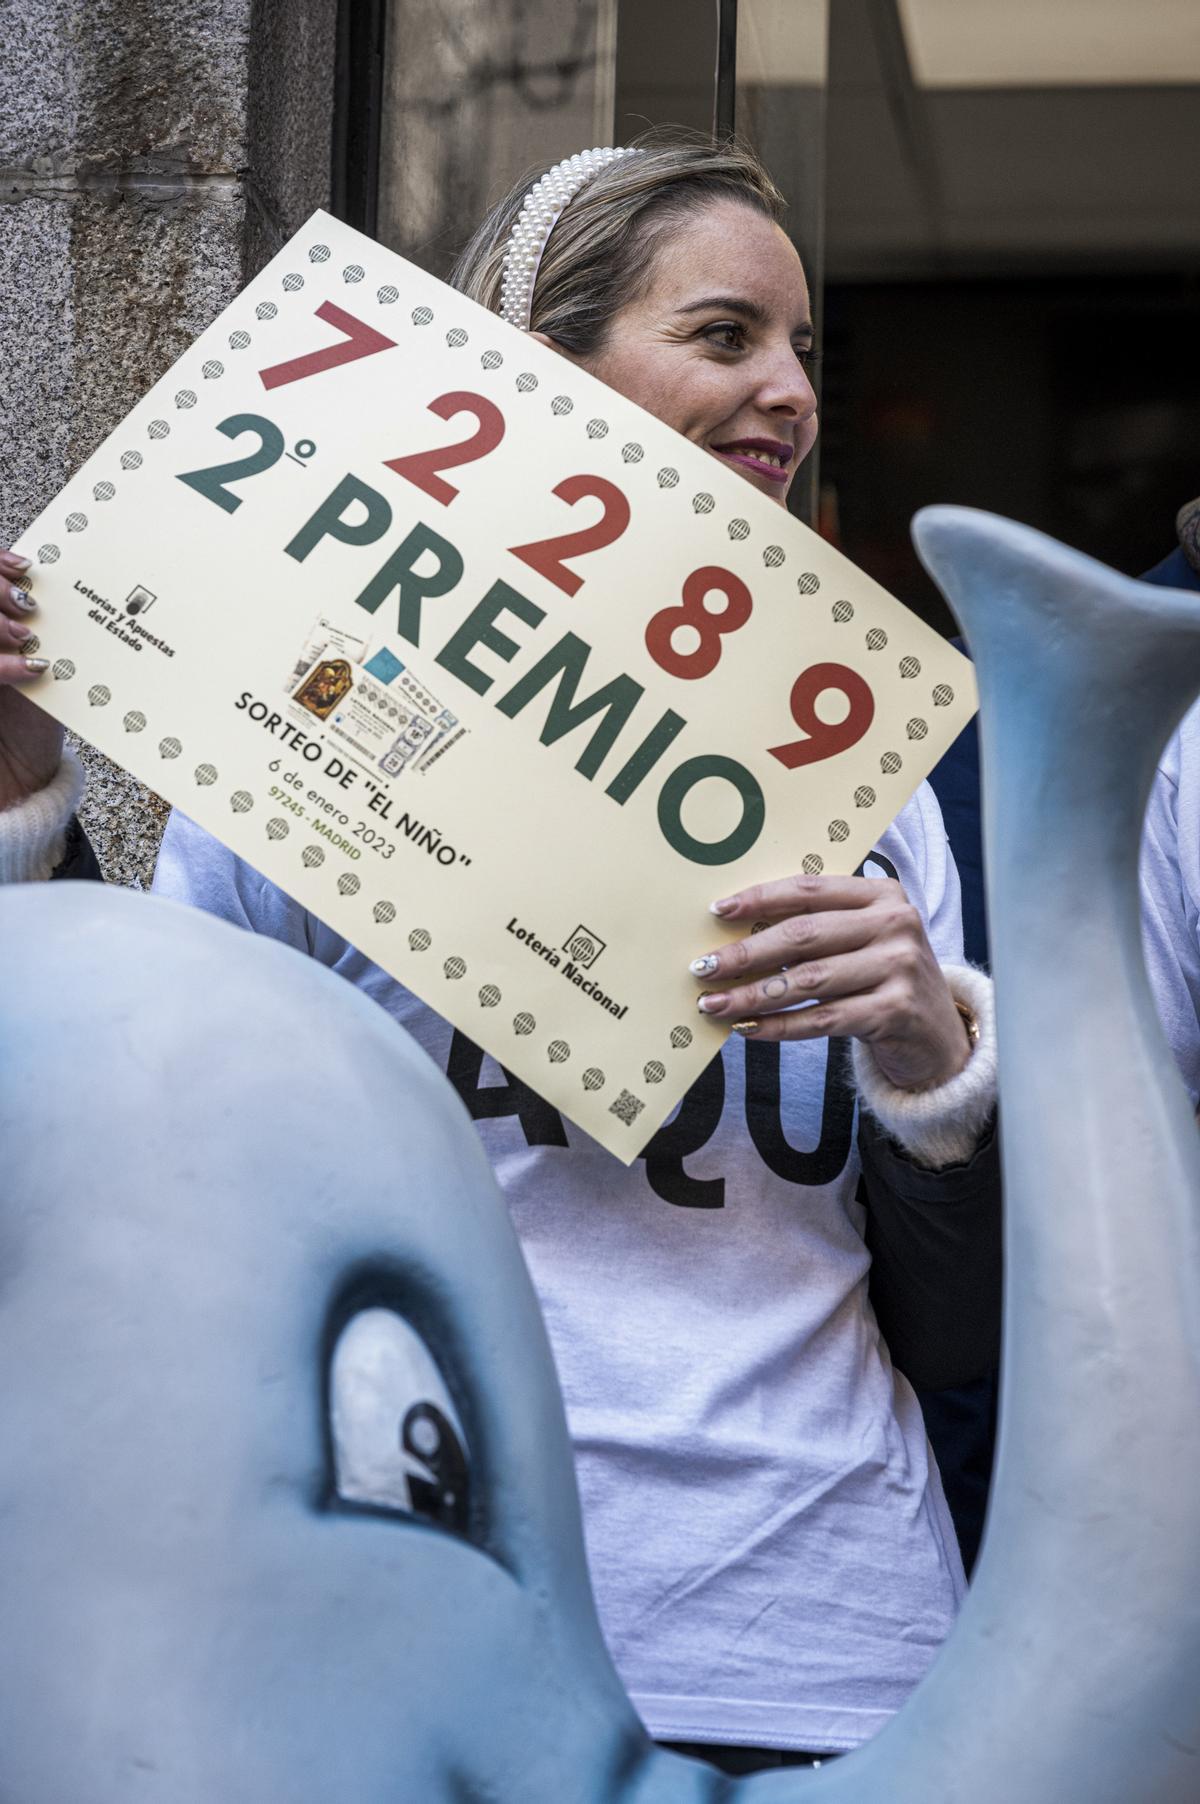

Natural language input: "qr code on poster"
[609,1089,645,1128]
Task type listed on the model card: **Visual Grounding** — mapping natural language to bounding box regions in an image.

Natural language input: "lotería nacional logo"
[562,924,606,969]
[125,584,157,617]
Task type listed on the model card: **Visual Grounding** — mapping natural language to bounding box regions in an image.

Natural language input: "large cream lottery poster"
[17,210,975,1161]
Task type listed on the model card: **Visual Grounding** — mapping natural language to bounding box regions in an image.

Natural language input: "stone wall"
[1,0,338,884]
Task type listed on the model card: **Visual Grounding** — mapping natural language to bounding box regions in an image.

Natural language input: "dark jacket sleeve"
[50,816,104,882]
[859,1110,1002,1392]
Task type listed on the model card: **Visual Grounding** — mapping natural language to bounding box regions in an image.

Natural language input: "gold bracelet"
[954,997,981,1048]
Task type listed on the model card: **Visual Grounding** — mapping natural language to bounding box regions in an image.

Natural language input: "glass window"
[376,0,618,279]
[821,0,1200,626]
[734,0,830,523]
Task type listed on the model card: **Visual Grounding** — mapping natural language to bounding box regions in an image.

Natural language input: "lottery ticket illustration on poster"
[16,210,976,1161]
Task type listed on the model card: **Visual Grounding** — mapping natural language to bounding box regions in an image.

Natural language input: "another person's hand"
[0,548,61,812]
[690,873,971,1091]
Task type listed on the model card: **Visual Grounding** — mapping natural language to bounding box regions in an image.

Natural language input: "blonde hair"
[450,131,787,356]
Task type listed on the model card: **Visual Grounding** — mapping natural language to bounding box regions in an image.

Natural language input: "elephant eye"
[330,1307,470,1535]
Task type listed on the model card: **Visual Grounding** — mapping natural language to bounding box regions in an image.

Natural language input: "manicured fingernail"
[731,1019,760,1036]
[5,554,31,572]
[23,656,49,673]
[11,588,36,612]
[697,993,727,1014]
[710,897,736,917]
[690,953,720,977]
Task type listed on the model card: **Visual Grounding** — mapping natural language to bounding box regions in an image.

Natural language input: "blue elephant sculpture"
[2,506,1199,1800]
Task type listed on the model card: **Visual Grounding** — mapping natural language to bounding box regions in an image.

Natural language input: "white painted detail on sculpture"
[331,1306,466,1514]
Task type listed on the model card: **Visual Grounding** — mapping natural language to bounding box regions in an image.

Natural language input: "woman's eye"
[795,343,821,369]
[704,322,745,351]
[330,1306,471,1534]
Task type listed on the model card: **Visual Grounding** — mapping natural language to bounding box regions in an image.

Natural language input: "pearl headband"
[499,146,645,332]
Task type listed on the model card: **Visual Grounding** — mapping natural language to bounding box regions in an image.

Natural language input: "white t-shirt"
[153,780,966,1754]
[1141,700,1200,1106]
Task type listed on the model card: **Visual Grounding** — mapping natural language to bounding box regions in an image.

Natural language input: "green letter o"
[657,755,765,866]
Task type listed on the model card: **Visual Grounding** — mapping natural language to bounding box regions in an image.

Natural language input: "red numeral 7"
[259,302,396,391]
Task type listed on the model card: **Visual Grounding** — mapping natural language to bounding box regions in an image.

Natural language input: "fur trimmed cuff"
[0,748,85,883]
[851,964,997,1170]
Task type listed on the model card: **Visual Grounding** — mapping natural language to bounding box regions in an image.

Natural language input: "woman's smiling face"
[559,199,818,508]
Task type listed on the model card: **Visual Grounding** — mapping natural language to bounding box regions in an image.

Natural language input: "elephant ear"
[713,513,1200,1804]
[812,506,1200,1804]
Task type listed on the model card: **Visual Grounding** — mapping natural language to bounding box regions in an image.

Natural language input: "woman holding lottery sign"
[0,135,999,1775]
